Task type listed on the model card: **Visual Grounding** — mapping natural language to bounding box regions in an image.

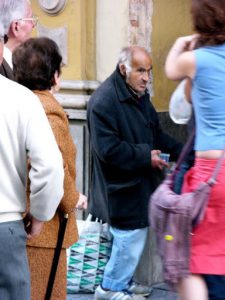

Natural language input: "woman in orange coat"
[12,37,87,300]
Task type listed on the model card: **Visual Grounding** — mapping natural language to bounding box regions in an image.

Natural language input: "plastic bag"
[66,214,112,293]
[169,80,192,124]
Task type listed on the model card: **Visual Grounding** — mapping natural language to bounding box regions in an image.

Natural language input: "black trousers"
[203,275,225,300]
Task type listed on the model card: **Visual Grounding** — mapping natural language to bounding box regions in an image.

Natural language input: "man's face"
[12,2,36,44]
[18,3,35,42]
[125,50,152,93]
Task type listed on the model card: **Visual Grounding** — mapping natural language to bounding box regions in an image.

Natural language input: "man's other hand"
[151,150,169,170]
[24,213,44,240]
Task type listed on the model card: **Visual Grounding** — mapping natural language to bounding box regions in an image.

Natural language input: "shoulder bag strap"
[174,129,195,171]
[172,126,225,186]
[208,148,225,186]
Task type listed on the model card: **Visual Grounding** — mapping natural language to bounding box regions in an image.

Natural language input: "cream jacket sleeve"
[26,96,64,221]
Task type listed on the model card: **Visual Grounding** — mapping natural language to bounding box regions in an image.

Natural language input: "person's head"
[118,46,152,93]
[191,0,225,46]
[13,37,62,91]
[0,1,18,63]
[3,0,38,52]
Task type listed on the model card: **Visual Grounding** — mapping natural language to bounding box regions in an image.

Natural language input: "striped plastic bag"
[66,214,112,293]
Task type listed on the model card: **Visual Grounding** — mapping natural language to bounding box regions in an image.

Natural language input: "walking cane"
[44,213,69,300]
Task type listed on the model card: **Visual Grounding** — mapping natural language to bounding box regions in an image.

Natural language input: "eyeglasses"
[0,35,9,44]
[17,15,39,27]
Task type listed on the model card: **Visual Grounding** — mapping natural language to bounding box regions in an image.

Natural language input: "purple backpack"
[149,133,225,287]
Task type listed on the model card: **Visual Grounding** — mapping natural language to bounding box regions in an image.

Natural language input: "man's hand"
[23,213,44,240]
[173,34,199,52]
[76,193,88,210]
[151,150,169,170]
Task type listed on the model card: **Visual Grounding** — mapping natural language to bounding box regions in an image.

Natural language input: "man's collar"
[3,46,12,69]
[127,85,145,99]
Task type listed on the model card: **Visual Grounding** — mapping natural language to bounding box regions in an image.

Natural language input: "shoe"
[94,285,146,300]
[128,282,152,297]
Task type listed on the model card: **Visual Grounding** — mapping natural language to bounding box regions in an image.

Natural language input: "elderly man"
[0,0,37,79]
[87,46,182,300]
[0,1,64,299]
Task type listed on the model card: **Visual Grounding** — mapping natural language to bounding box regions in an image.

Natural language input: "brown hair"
[191,0,225,46]
[13,37,62,90]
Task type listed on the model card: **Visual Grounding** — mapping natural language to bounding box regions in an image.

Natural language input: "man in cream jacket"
[0,0,36,79]
[0,1,64,299]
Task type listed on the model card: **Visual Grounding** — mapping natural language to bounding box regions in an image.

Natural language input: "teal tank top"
[192,43,225,151]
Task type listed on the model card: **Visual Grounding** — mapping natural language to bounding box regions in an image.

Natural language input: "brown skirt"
[27,246,67,300]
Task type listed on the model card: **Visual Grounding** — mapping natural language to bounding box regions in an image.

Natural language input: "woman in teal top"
[165,0,225,299]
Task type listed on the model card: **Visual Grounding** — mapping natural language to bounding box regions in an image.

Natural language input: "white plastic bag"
[169,80,192,124]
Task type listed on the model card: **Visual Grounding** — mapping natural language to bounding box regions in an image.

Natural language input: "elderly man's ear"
[9,21,20,38]
[119,64,126,76]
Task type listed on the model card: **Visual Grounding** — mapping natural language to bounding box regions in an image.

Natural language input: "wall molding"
[55,93,89,109]
[38,0,67,15]
[60,80,100,91]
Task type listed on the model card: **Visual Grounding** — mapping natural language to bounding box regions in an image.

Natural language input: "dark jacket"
[0,58,14,80]
[87,67,182,229]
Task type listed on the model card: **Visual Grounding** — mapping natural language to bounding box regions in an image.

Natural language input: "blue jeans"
[102,226,148,291]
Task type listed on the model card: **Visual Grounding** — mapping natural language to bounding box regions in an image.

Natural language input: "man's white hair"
[117,46,151,76]
[0,0,28,36]
[117,47,133,75]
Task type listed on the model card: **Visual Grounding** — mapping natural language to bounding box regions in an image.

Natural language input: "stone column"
[96,0,129,82]
[128,0,153,52]
[128,0,154,94]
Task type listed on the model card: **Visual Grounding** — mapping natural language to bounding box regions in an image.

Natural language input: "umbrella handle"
[44,214,69,300]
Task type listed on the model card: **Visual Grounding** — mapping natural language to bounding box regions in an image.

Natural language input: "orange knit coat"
[26,90,79,300]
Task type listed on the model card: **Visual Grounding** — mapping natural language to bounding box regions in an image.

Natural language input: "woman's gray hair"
[117,47,133,75]
[0,0,28,36]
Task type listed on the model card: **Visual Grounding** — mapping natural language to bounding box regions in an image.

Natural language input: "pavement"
[66,283,178,300]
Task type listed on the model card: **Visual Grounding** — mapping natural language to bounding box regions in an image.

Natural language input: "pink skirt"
[182,158,225,274]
